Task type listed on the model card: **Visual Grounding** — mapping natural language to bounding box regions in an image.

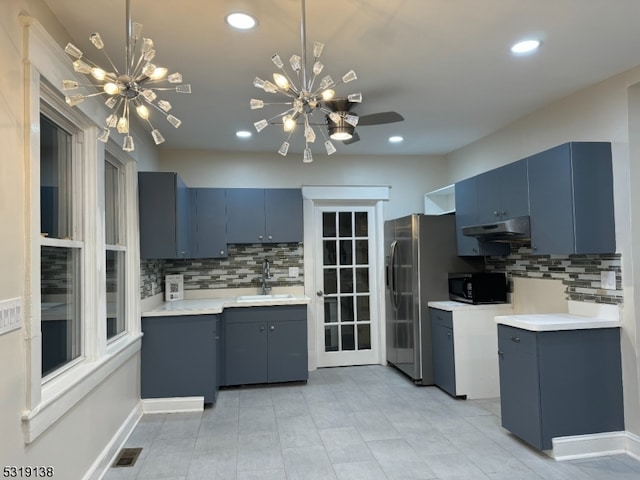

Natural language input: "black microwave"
[448,272,507,304]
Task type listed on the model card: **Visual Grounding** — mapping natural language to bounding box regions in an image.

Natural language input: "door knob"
[316,290,324,297]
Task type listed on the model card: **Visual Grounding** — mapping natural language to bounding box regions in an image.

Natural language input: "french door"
[315,206,379,367]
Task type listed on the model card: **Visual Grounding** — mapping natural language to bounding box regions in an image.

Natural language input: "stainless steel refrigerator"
[385,214,482,385]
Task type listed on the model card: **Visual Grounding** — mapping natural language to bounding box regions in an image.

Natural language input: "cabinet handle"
[497,350,504,358]
[493,211,499,216]
[511,336,520,343]
[501,211,507,216]
[447,332,452,339]
[220,250,225,255]
[268,235,273,240]
[258,235,263,240]
[270,325,275,331]
[260,325,265,332]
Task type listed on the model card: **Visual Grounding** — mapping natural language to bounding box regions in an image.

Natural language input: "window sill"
[22,333,142,444]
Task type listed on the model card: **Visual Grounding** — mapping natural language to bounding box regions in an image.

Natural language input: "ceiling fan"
[323,98,404,145]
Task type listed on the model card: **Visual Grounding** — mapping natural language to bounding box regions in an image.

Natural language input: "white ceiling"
[43,0,640,157]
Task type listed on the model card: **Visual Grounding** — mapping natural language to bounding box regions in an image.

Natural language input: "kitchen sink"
[235,294,295,302]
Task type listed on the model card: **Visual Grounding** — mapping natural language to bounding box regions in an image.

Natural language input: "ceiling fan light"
[313,41,324,58]
[330,130,352,140]
[273,73,290,90]
[328,112,341,123]
[321,89,335,101]
[342,70,357,83]
[347,92,362,103]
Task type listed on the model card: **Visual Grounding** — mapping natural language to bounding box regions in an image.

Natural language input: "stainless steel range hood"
[461,216,531,242]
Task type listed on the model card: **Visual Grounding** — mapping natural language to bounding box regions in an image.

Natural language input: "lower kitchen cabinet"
[141,314,219,404]
[429,304,512,399]
[223,305,308,386]
[497,324,624,450]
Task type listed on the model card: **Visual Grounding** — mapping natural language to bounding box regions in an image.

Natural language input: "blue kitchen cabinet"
[430,308,456,397]
[226,188,303,244]
[223,305,308,386]
[476,159,529,223]
[497,324,624,450]
[141,314,219,404]
[527,142,615,255]
[138,172,191,259]
[189,188,227,258]
[454,176,509,256]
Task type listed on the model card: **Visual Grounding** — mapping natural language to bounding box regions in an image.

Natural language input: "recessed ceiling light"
[389,136,404,143]
[226,12,257,30]
[236,130,252,138]
[511,39,541,55]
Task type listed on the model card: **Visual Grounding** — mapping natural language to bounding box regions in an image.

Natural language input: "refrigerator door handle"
[389,240,400,311]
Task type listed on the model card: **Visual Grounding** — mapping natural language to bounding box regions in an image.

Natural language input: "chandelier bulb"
[168,72,183,84]
[103,82,119,95]
[151,129,165,145]
[347,92,363,103]
[272,54,284,69]
[313,61,324,75]
[149,67,168,81]
[157,100,172,112]
[289,55,301,72]
[166,115,182,128]
[65,94,84,107]
[72,59,92,74]
[324,140,337,155]
[303,147,313,163]
[273,73,290,91]
[122,135,135,152]
[342,70,357,83]
[117,116,129,134]
[321,89,335,101]
[136,103,150,120]
[254,119,269,132]
[250,99,265,110]
[64,43,83,59]
[90,67,107,81]
[175,84,191,94]
[62,80,79,91]
[89,33,104,50]
[97,127,110,143]
[106,114,118,128]
[105,97,118,109]
[283,115,296,132]
[313,42,324,58]
[278,141,290,156]
[344,114,359,127]
[253,77,266,89]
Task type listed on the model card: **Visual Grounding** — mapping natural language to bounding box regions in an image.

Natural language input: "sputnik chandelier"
[61,0,191,152]
[251,0,362,163]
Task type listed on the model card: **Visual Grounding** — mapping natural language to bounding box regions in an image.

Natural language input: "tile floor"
[104,365,640,479]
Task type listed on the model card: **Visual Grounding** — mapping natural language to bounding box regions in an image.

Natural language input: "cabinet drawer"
[430,308,452,328]
[226,305,307,323]
[498,325,537,355]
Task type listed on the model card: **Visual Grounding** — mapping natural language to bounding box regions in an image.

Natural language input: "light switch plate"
[601,271,616,290]
[0,297,22,336]
[288,267,299,278]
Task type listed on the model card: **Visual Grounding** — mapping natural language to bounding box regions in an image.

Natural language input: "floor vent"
[112,447,142,468]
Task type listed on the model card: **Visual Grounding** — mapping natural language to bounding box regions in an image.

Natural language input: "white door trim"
[302,186,389,371]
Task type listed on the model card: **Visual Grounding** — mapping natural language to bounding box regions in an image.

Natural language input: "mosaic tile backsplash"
[485,244,622,304]
[140,243,304,299]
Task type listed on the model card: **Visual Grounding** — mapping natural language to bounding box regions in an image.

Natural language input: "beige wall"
[0,1,152,476]
[158,149,448,220]
[445,67,640,437]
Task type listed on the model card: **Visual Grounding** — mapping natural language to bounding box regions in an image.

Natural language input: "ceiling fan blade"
[357,111,404,126]
[342,131,360,145]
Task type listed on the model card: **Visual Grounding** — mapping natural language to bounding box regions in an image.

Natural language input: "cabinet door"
[476,170,502,224]
[175,175,191,258]
[498,326,543,449]
[225,319,268,385]
[431,320,456,397]
[528,144,575,254]
[455,177,480,256]
[268,319,308,383]
[190,188,227,258]
[141,315,216,403]
[265,189,303,243]
[499,159,529,219]
[226,188,266,243]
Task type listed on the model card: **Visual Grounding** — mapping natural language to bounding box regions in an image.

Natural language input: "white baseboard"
[82,402,143,480]
[552,431,628,460]
[141,396,204,414]
[627,431,640,461]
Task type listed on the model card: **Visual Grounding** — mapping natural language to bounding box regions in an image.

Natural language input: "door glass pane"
[324,269,337,294]
[324,298,338,323]
[325,325,339,351]
[41,245,81,377]
[339,240,352,265]
[323,240,337,265]
[339,212,352,237]
[341,324,355,350]
[341,297,354,322]
[323,212,336,237]
[357,324,371,350]
[40,115,73,240]
[354,212,368,236]
[104,160,119,245]
[356,268,369,293]
[106,249,124,339]
[355,240,368,264]
[340,268,353,293]
[357,296,370,321]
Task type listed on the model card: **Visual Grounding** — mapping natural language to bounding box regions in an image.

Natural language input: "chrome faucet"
[262,258,272,295]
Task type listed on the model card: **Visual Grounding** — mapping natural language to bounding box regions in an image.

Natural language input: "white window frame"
[22,16,142,444]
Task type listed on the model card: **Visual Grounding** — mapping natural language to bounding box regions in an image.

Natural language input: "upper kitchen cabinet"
[139,172,191,259]
[528,142,615,255]
[476,159,529,223]
[454,177,509,256]
[190,188,227,258]
[226,188,303,244]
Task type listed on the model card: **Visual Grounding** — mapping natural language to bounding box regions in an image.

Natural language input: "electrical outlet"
[0,297,22,336]
[288,267,299,278]
[601,271,616,290]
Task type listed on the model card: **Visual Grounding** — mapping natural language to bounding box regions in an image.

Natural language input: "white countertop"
[495,313,621,331]
[428,300,513,312]
[142,294,310,317]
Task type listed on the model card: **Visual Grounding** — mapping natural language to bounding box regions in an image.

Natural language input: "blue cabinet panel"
[190,188,227,258]
[430,308,456,397]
